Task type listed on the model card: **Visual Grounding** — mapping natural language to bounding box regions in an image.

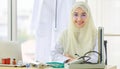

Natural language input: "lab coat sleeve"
[51,42,68,63]
[87,38,99,63]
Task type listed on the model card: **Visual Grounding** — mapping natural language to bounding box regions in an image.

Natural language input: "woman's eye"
[81,13,87,18]
[81,14,86,17]
[74,13,78,17]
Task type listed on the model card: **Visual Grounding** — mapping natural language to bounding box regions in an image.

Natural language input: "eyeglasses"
[73,12,87,19]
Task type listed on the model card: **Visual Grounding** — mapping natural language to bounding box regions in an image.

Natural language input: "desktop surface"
[0,65,116,69]
[0,67,65,69]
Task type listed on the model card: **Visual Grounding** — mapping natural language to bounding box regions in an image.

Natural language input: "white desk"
[0,66,117,69]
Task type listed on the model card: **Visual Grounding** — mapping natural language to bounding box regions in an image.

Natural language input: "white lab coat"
[33,0,75,63]
[34,0,56,63]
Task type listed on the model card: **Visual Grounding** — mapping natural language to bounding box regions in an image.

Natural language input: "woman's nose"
[77,16,81,21]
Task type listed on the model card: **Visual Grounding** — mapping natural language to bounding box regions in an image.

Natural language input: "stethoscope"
[75,51,101,64]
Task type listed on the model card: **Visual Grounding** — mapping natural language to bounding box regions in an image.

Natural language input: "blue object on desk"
[46,62,64,68]
[26,63,30,69]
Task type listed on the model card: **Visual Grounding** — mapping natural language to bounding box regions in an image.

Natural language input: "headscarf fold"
[59,2,97,58]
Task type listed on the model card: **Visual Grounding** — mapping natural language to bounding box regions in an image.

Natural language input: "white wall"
[88,0,120,68]
[102,0,120,68]
[0,41,22,64]
[105,36,120,68]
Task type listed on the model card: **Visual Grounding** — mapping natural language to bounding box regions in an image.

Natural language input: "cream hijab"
[59,2,97,58]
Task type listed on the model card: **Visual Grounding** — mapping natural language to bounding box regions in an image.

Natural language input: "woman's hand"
[64,54,76,63]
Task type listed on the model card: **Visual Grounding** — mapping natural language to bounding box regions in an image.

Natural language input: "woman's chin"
[77,23,85,28]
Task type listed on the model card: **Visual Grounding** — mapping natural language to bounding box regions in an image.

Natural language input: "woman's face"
[72,7,88,28]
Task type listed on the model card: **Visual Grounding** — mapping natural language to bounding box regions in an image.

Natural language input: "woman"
[51,2,98,63]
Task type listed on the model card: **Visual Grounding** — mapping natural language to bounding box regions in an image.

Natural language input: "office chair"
[104,40,107,65]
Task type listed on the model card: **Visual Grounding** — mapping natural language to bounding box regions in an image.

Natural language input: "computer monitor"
[98,27,104,64]
[0,41,22,64]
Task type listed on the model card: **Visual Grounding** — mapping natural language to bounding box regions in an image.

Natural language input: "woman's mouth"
[78,21,84,25]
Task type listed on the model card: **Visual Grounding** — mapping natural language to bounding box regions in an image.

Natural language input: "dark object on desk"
[64,59,70,63]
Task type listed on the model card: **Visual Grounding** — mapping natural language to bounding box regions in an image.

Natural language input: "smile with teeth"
[77,21,84,25]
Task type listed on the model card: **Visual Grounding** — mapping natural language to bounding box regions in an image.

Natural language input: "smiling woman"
[0,0,120,68]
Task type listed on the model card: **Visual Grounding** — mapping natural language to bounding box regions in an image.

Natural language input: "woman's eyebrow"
[82,12,86,14]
